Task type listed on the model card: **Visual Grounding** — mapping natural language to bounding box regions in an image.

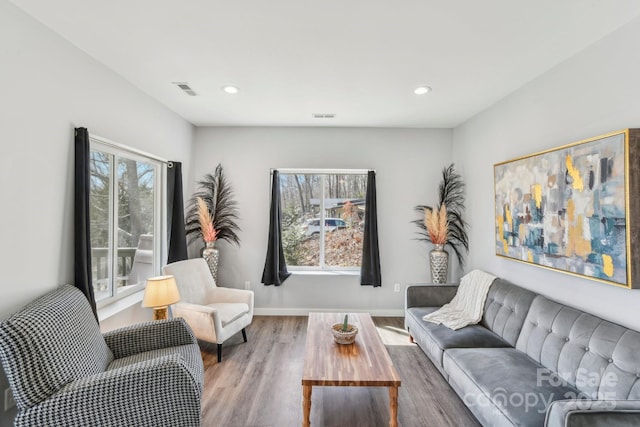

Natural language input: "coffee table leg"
[302,385,312,427]
[389,386,398,427]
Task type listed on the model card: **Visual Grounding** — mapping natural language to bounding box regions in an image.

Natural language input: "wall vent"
[173,82,197,96]
[312,113,336,119]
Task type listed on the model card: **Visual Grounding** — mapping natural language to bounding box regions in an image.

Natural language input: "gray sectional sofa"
[405,277,640,427]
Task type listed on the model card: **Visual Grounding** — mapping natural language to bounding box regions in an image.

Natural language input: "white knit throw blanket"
[423,270,497,330]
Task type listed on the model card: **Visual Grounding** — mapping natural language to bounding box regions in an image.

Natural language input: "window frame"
[278,168,368,272]
[90,135,168,308]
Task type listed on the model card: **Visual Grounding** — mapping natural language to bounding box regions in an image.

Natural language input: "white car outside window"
[302,218,347,236]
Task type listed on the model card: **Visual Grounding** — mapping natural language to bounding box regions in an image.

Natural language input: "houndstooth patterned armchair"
[0,284,203,426]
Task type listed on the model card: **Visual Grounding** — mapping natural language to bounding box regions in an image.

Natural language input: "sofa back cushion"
[516,295,640,399]
[481,278,537,346]
[0,285,113,408]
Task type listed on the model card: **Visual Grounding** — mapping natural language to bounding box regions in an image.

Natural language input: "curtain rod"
[89,134,172,165]
[270,168,375,175]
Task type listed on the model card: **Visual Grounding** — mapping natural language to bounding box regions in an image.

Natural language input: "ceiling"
[9,0,640,128]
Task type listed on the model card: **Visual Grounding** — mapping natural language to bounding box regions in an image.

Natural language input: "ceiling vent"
[173,82,197,96]
[312,113,336,119]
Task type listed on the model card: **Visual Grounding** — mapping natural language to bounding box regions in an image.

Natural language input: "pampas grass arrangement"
[414,164,469,267]
[197,197,218,243]
[186,164,241,246]
[424,204,448,245]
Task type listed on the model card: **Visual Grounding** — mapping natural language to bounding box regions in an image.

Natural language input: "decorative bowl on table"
[331,323,358,345]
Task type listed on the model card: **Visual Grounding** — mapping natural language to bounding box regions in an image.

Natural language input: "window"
[89,137,164,305]
[279,169,367,270]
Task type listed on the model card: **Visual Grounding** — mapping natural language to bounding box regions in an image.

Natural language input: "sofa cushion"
[406,307,511,371]
[516,296,640,400]
[481,278,537,346]
[444,347,583,427]
[0,285,114,408]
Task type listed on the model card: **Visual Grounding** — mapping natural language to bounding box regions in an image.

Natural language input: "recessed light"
[414,86,432,95]
[222,85,239,94]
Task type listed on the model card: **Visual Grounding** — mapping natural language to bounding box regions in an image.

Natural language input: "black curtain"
[74,127,98,319]
[361,171,382,287]
[167,161,188,263]
[261,170,291,286]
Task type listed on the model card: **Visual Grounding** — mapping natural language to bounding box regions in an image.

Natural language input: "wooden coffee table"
[302,312,401,427]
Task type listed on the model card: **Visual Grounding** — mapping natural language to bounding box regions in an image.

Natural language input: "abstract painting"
[494,129,640,288]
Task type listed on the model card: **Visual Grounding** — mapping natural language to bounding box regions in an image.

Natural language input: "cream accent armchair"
[163,258,254,362]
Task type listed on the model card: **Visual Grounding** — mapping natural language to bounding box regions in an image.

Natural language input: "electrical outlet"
[244,281,251,290]
[4,388,15,411]
[394,283,400,293]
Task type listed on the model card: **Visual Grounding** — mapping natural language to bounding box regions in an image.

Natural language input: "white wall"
[193,127,453,315]
[0,2,193,421]
[0,0,194,319]
[453,15,640,330]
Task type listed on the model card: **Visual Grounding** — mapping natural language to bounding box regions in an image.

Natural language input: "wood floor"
[199,316,480,427]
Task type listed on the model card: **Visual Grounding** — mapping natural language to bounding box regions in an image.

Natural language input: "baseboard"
[253,307,405,317]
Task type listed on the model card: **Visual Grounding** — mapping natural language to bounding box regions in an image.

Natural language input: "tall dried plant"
[414,164,469,266]
[186,164,240,246]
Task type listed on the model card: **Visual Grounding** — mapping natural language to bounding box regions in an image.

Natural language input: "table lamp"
[142,275,181,320]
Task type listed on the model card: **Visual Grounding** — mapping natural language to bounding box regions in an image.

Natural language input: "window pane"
[117,158,155,293]
[279,171,366,269]
[89,141,162,306]
[90,151,113,302]
[324,174,365,268]
[280,174,321,266]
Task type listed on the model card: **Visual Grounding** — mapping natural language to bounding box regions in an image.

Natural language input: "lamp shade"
[142,275,181,308]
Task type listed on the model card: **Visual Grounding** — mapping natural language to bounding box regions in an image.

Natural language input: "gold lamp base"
[153,306,169,320]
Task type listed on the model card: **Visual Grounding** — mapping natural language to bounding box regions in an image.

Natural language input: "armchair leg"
[216,329,247,363]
